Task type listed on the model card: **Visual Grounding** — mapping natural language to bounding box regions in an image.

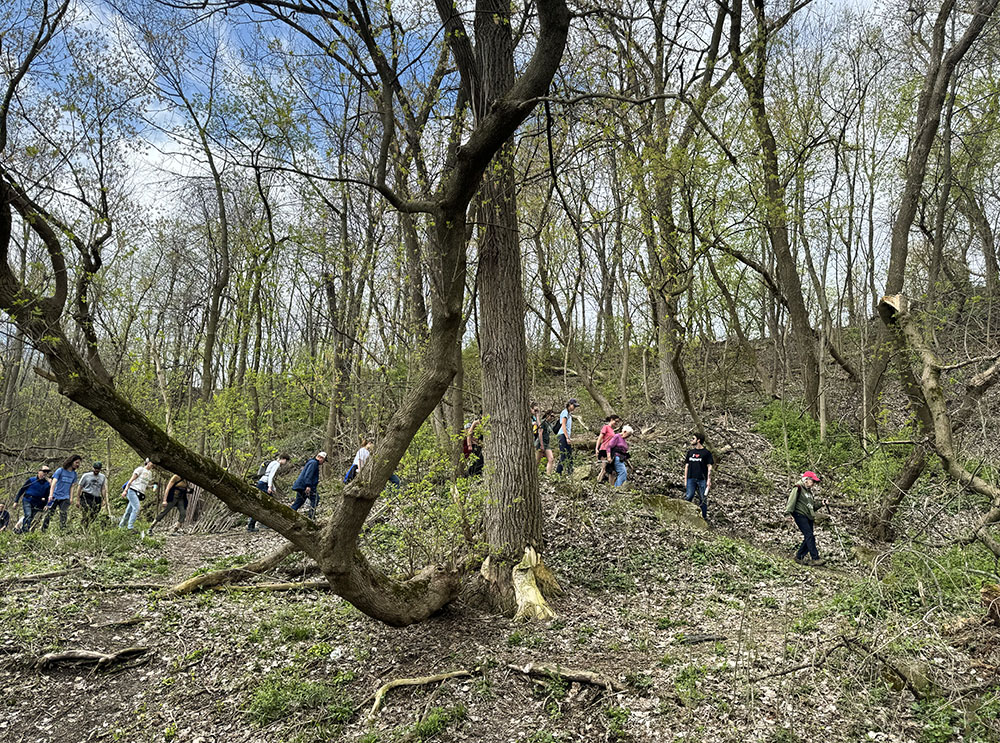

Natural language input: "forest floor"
[2,413,999,743]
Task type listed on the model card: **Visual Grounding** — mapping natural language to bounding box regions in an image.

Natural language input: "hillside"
[2,413,998,743]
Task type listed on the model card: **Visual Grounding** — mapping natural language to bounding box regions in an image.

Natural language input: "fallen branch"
[36,646,148,671]
[678,634,727,645]
[168,542,299,595]
[367,670,472,723]
[220,580,332,592]
[6,567,85,584]
[508,662,623,691]
[751,640,849,682]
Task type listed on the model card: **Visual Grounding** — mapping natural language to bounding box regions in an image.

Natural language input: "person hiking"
[344,438,401,488]
[555,399,579,476]
[247,453,290,531]
[606,425,634,487]
[43,454,82,531]
[0,502,11,533]
[291,451,326,520]
[151,472,197,534]
[683,433,714,520]
[464,418,485,477]
[77,461,108,528]
[120,459,155,531]
[595,414,621,483]
[14,466,51,533]
[536,409,557,475]
[785,471,827,566]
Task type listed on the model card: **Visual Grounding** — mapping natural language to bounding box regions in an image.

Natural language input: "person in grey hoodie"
[785,471,826,566]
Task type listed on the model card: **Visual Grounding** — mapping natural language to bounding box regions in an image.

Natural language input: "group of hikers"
[2,400,830,565]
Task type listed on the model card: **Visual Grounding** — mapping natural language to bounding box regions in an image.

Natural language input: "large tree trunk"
[472,0,547,616]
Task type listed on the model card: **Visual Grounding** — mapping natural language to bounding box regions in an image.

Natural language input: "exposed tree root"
[36,647,148,671]
[508,662,622,691]
[367,670,472,723]
[512,547,557,621]
[167,542,299,595]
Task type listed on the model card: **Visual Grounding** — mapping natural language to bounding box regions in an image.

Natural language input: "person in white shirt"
[344,438,401,488]
[120,459,155,530]
[248,453,290,532]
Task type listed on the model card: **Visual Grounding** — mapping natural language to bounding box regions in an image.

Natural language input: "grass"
[246,669,354,725]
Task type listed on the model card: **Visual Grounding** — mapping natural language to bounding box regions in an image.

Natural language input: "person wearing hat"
[77,461,108,528]
[785,471,826,566]
[555,399,579,476]
[291,451,326,520]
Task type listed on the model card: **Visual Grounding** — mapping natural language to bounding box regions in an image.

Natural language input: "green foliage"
[912,698,962,743]
[674,664,708,707]
[245,669,353,725]
[604,705,630,740]
[753,400,860,473]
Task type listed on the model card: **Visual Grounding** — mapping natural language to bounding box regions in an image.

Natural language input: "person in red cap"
[785,471,826,566]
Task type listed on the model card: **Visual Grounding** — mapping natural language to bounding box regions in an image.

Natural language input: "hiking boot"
[810,558,827,567]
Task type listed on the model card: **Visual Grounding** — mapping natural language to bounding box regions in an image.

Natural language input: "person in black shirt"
[0,502,10,532]
[683,433,714,520]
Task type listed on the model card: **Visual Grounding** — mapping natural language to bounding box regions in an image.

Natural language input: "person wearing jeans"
[555,399,579,476]
[43,454,81,531]
[248,453,290,532]
[120,460,155,531]
[683,434,714,520]
[605,425,634,487]
[14,467,51,532]
[785,471,826,566]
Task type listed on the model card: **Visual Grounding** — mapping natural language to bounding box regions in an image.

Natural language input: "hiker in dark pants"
[77,462,108,527]
[683,434,714,520]
[150,473,195,533]
[43,454,82,531]
[785,471,826,566]
[291,452,326,520]
[248,453,290,531]
[14,467,52,532]
[555,399,579,476]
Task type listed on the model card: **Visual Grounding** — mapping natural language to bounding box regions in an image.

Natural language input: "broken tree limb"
[220,580,332,592]
[367,670,472,723]
[509,662,623,691]
[36,647,148,671]
[167,542,299,595]
[5,567,85,584]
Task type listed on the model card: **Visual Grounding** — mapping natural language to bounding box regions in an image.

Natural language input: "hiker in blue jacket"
[291,451,326,520]
[14,466,52,533]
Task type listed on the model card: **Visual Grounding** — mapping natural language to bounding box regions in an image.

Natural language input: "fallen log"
[6,567,85,584]
[36,646,149,671]
[508,662,622,691]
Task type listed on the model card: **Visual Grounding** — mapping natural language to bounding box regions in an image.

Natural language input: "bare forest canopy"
[2,0,1000,625]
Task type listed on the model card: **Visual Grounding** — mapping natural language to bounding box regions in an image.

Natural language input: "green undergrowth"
[794,543,999,635]
[358,704,467,742]
[753,400,861,474]
[0,526,163,578]
[246,668,355,726]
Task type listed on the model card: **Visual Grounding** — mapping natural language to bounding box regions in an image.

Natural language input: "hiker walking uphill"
[606,425,634,487]
[291,452,325,520]
[151,472,196,534]
[248,453,290,532]
[535,409,557,475]
[596,414,621,483]
[344,438,401,487]
[43,455,82,531]
[77,462,108,527]
[120,460,155,531]
[683,434,714,521]
[14,466,51,532]
[786,471,827,566]
[556,399,579,476]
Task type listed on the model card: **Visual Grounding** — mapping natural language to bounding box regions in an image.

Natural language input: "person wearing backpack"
[595,414,621,483]
[785,471,827,566]
[247,453,291,532]
[344,438,401,488]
